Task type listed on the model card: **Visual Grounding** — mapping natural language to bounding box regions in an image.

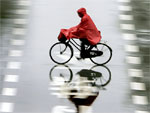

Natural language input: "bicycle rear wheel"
[90,43,112,65]
[90,65,111,87]
[49,42,73,64]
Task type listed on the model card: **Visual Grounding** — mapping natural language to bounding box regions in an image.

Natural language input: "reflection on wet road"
[49,65,111,113]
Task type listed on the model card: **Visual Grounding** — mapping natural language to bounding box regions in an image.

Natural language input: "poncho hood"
[77,8,87,16]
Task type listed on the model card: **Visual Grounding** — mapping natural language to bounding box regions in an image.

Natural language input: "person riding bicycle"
[58,8,102,59]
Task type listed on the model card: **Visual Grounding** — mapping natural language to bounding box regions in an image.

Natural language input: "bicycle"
[49,38,112,65]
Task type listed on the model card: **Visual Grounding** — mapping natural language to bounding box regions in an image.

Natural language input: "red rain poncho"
[58,8,101,45]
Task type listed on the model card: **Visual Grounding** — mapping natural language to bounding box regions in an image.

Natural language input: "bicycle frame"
[66,39,81,51]
[66,38,97,51]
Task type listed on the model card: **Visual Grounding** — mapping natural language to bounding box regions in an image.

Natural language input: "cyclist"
[58,8,102,59]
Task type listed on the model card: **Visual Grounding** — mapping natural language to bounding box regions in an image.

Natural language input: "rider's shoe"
[76,57,82,60]
[76,54,86,60]
[76,51,89,60]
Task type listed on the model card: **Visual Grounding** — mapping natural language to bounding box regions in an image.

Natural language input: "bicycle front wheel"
[90,43,112,65]
[49,42,73,64]
[49,65,73,83]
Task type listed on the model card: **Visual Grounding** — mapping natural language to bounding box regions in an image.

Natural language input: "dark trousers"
[80,39,94,58]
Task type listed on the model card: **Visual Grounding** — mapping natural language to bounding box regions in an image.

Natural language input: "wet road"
[0,0,150,113]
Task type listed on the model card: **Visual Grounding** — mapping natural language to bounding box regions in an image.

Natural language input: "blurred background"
[0,0,150,113]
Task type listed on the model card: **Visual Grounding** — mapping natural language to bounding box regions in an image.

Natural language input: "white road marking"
[4,75,19,82]
[120,24,135,30]
[1,88,17,96]
[52,106,76,113]
[125,45,139,52]
[14,19,27,24]
[7,62,21,69]
[128,69,143,77]
[132,95,148,105]
[12,28,26,35]
[135,111,150,113]
[80,106,92,113]
[15,9,29,15]
[122,33,137,40]
[118,0,131,2]
[118,6,132,11]
[50,85,96,91]
[11,39,25,46]
[9,50,23,57]
[0,102,14,112]
[49,87,61,91]
[119,15,133,20]
[51,92,97,97]
[18,0,31,6]
[130,82,146,90]
[126,56,141,64]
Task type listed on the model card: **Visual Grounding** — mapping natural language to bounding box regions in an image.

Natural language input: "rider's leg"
[81,41,86,58]
[80,39,90,58]
[76,38,90,60]
[88,45,94,51]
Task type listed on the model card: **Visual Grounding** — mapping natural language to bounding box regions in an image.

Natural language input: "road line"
[52,106,75,113]
[7,62,21,69]
[9,50,23,57]
[12,28,26,35]
[120,24,135,30]
[130,82,146,90]
[122,33,137,40]
[14,19,27,24]
[15,9,29,15]
[118,0,131,2]
[17,0,31,6]
[119,14,133,20]
[128,69,143,77]
[1,88,17,96]
[51,92,96,97]
[132,95,148,105]
[125,45,139,52]
[126,56,141,64]
[135,111,150,113]
[118,6,132,11]
[4,75,19,82]
[11,39,25,46]
[0,102,14,112]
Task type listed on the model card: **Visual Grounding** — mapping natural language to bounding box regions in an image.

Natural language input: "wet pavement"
[0,0,150,113]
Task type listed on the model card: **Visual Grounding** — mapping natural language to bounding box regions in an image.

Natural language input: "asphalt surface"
[0,0,150,113]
